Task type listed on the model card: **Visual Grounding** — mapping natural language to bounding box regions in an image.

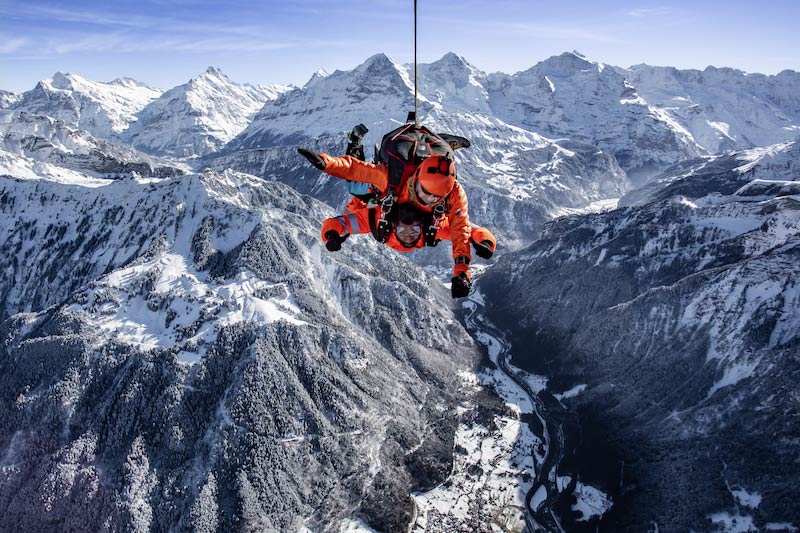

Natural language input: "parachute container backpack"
[371,124,456,242]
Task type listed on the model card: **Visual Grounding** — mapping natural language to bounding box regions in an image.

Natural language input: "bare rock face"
[479,151,800,530]
[0,169,481,532]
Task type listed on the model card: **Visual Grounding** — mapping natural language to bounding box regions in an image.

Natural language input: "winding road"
[461,296,570,533]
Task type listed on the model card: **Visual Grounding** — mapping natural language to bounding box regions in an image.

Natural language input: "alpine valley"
[0,51,798,533]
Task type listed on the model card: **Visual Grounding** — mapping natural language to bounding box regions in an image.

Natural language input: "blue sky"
[1,0,798,93]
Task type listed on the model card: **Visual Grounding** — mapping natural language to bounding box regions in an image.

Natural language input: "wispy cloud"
[14,29,349,57]
[627,7,673,19]
[0,37,30,54]
[10,5,265,36]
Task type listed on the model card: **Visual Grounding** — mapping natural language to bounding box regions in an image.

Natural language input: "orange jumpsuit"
[320,154,473,276]
[322,206,497,254]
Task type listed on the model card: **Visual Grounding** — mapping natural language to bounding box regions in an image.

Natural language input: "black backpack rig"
[345,114,470,246]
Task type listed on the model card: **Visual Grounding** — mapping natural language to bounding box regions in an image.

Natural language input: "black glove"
[298,148,325,170]
[324,230,348,252]
[451,273,472,299]
[473,239,494,259]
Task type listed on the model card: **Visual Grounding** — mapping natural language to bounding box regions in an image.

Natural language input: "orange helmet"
[413,154,456,197]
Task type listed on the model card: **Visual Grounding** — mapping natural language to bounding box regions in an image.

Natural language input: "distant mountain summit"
[124,67,293,157]
[486,51,702,181]
[0,90,19,109]
[210,52,629,249]
[225,53,418,152]
[12,72,161,140]
[624,64,800,153]
[415,52,492,114]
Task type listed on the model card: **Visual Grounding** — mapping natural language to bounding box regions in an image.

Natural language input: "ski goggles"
[395,222,422,238]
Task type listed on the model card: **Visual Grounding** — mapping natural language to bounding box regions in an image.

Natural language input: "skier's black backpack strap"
[423,198,448,247]
[368,199,394,243]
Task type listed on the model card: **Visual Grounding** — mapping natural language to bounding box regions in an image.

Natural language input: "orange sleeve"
[446,182,472,262]
[321,209,373,241]
[320,154,389,192]
[470,224,496,251]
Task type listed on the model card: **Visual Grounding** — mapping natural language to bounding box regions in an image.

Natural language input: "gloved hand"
[451,272,472,299]
[324,230,348,252]
[452,260,472,298]
[298,148,326,170]
[473,239,494,259]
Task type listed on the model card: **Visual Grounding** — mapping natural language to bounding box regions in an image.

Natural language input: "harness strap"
[455,255,470,265]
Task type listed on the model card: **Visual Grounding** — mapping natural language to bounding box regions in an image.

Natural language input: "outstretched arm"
[320,208,374,251]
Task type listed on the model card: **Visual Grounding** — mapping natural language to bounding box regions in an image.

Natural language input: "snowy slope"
[0,167,482,532]
[621,138,800,207]
[480,159,800,530]
[0,110,184,178]
[486,51,703,181]
[12,72,161,140]
[223,53,420,152]
[124,67,293,158]
[0,90,19,109]
[625,64,800,153]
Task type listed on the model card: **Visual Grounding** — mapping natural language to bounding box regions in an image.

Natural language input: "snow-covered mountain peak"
[350,53,414,92]
[626,63,800,154]
[49,71,79,90]
[124,67,290,157]
[221,53,419,152]
[197,65,229,83]
[417,52,490,114]
[304,68,330,88]
[109,76,156,90]
[426,52,483,79]
[13,71,162,140]
[0,90,18,109]
[487,52,700,179]
[530,51,602,77]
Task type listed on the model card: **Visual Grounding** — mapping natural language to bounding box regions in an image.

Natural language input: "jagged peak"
[702,65,747,77]
[109,77,156,90]
[354,53,404,74]
[50,71,80,89]
[303,68,329,88]
[199,66,229,81]
[553,50,595,66]
[437,52,468,65]
[427,52,480,73]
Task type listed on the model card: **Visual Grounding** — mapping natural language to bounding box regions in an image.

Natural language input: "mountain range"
[0,51,798,532]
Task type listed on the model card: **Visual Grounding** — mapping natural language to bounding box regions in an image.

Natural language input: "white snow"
[529,485,547,511]
[334,518,381,533]
[571,482,613,522]
[0,149,112,187]
[707,361,759,398]
[555,384,587,400]
[730,488,762,509]
[766,523,799,532]
[708,512,758,533]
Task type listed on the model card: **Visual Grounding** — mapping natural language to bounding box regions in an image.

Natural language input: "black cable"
[414,0,419,125]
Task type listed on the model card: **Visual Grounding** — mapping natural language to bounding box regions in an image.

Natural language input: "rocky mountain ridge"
[478,140,800,530]
[0,167,482,532]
